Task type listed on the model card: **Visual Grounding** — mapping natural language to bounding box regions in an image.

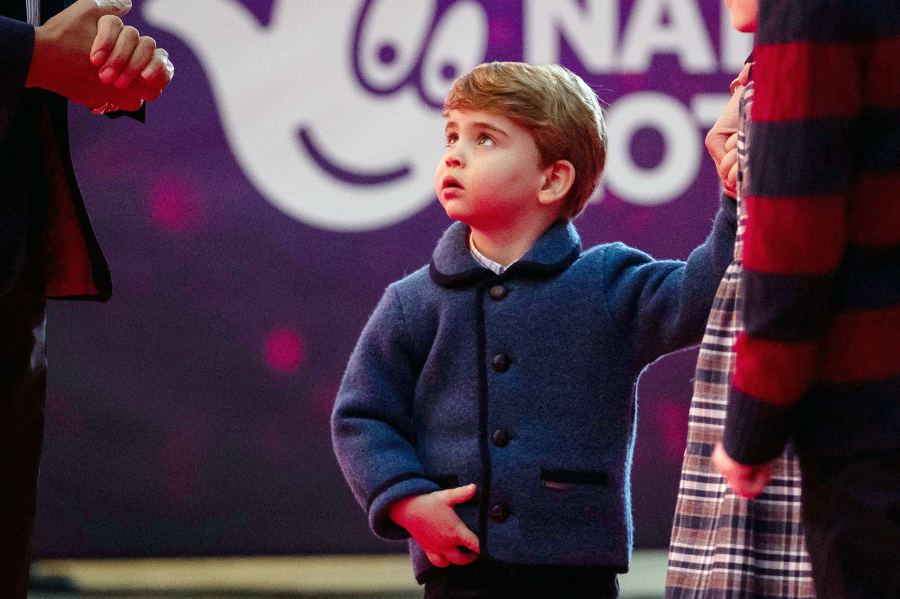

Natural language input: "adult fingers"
[443,483,477,506]
[140,48,175,90]
[111,36,156,89]
[86,0,132,19]
[705,126,735,166]
[717,148,738,184]
[98,25,139,84]
[724,161,738,197]
[725,131,738,152]
[426,552,450,568]
[71,0,130,24]
[90,14,123,66]
[746,464,773,497]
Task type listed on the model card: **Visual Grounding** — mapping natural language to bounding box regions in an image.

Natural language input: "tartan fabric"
[666,80,815,597]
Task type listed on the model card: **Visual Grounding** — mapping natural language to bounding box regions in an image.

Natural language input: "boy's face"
[725,0,758,33]
[436,108,547,230]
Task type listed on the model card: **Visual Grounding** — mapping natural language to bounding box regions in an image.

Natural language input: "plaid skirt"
[665,81,815,598]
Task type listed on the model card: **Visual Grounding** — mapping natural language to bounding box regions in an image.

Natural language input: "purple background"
[34,0,742,557]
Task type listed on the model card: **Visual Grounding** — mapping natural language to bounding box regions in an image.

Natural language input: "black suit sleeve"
[0,16,36,140]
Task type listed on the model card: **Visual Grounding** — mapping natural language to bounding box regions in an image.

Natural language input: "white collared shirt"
[26,0,40,25]
[468,236,518,275]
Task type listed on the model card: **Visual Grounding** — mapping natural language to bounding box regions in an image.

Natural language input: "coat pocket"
[428,474,460,489]
[540,469,608,491]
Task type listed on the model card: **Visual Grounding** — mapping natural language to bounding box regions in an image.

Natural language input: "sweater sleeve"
[331,284,439,540]
[0,16,35,141]
[602,194,737,364]
[723,0,884,464]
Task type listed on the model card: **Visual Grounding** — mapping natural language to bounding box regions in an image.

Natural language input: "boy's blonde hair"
[444,62,607,220]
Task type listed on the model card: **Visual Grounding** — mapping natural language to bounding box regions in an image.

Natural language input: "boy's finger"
[444,483,477,505]
[90,14,123,66]
[457,528,480,554]
[445,548,478,566]
[426,552,450,568]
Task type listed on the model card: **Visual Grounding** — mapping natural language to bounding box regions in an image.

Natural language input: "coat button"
[488,284,508,301]
[491,353,510,372]
[492,429,510,447]
[489,503,510,523]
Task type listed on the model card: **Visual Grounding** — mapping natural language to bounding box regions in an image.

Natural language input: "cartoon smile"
[298,127,410,186]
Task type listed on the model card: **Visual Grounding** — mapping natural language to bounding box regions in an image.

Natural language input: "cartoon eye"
[419,1,488,108]
[353,0,437,94]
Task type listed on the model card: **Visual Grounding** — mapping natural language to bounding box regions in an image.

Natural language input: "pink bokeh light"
[148,175,204,232]
[263,327,306,374]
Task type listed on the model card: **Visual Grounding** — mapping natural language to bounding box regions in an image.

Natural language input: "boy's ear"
[538,159,575,207]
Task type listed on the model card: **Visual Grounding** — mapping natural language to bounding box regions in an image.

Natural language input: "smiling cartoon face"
[142,0,488,231]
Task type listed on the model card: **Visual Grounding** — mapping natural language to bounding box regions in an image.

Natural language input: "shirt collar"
[429,220,582,288]
[468,236,510,275]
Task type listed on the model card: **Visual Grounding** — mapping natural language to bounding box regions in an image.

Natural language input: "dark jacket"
[1,0,111,301]
[332,197,736,582]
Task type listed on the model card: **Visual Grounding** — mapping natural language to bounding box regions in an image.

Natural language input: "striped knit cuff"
[723,387,794,465]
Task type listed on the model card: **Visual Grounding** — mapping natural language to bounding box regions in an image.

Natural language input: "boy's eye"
[445,133,458,147]
[477,134,494,146]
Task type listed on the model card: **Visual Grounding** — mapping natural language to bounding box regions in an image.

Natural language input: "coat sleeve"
[331,284,439,540]
[722,0,892,465]
[601,194,737,364]
[0,16,35,141]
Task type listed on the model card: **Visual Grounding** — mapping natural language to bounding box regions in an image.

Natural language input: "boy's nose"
[444,150,463,168]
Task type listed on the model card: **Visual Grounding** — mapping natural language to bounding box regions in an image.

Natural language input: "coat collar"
[429,220,582,288]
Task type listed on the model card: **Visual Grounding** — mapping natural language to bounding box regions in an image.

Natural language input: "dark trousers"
[0,267,47,599]
[423,562,619,599]
[800,449,900,599]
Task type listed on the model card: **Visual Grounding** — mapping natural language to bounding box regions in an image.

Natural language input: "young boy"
[332,62,736,598]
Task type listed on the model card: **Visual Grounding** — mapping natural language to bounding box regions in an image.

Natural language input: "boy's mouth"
[442,177,463,189]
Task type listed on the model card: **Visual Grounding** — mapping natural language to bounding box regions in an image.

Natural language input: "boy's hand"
[388,483,480,568]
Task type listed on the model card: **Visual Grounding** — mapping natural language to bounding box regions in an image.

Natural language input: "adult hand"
[25,0,170,111]
[706,88,741,197]
[388,484,480,568]
[717,132,739,195]
[90,11,174,94]
[712,442,772,499]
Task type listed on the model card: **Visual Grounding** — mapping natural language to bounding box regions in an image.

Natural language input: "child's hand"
[387,483,480,568]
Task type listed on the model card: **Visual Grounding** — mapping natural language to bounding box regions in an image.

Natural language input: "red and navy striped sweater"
[724,0,900,464]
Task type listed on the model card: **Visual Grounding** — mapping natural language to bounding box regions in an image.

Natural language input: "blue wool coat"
[332,197,736,582]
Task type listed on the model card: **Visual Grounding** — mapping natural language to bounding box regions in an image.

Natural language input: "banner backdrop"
[34,0,751,557]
